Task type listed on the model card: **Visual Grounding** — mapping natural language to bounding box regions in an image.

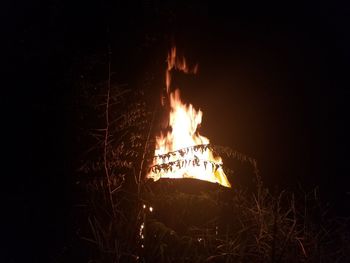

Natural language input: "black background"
[4,0,349,262]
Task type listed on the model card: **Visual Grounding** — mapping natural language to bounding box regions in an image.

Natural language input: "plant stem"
[104,44,116,217]
[138,108,156,196]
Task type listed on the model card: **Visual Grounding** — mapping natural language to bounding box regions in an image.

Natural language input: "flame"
[165,47,198,93]
[147,47,231,188]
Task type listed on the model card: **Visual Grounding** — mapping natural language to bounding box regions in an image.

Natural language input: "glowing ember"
[147,47,231,188]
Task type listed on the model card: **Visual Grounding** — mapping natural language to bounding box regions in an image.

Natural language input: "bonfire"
[147,47,231,187]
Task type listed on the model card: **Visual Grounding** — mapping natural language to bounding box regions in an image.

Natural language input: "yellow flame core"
[147,47,231,188]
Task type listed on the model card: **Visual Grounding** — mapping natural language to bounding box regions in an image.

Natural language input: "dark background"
[4,0,349,262]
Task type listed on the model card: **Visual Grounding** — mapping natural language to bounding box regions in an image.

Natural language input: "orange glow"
[147,47,231,188]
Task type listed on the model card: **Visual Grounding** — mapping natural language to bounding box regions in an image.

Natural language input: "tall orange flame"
[147,47,231,188]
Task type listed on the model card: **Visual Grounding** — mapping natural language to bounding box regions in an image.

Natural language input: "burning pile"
[147,47,231,188]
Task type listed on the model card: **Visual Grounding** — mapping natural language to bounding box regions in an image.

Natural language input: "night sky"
[4,1,350,262]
